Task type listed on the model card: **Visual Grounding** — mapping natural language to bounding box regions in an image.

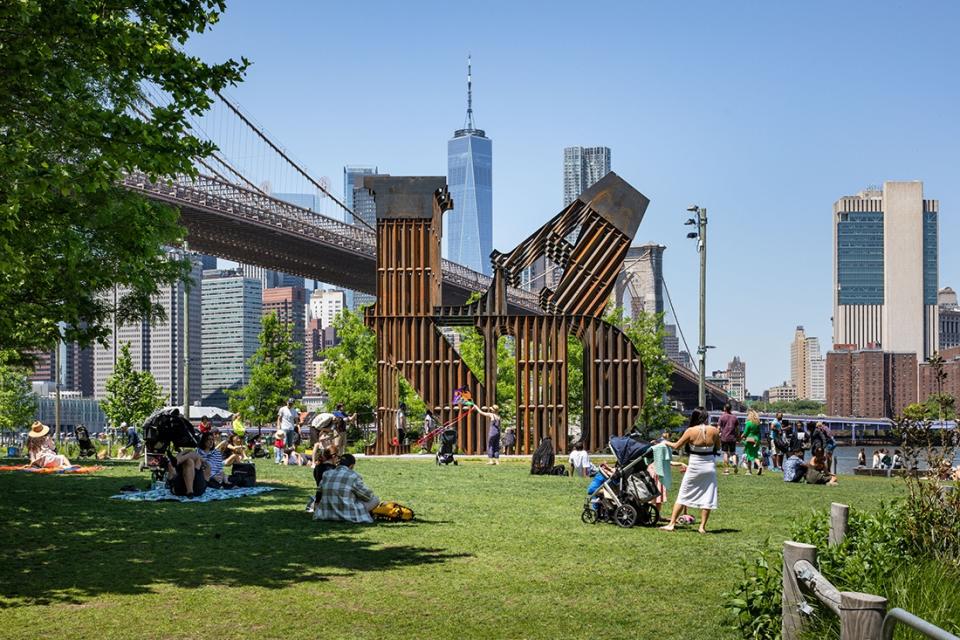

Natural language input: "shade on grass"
[0,458,901,639]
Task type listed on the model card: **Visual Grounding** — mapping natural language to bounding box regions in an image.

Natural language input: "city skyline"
[182,2,960,392]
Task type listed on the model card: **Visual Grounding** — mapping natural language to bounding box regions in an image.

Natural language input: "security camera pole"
[685,206,708,407]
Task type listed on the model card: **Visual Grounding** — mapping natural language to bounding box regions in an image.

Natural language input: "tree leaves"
[101,342,166,428]
[0,0,247,355]
[227,313,300,427]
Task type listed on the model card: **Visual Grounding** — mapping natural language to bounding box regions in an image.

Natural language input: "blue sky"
[186,0,960,394]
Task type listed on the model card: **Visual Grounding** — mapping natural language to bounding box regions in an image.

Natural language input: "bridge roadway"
[124,171,733,408]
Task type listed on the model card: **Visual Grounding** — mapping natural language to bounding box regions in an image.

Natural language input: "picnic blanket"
[110,485,278,503]
[0,464,105,474]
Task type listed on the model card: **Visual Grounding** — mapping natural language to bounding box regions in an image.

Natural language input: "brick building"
[262,286,307,394]
[918,345,960,402]
[826,345,917,418]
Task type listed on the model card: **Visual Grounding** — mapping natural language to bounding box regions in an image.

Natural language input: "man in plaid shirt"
[313,454,379,523]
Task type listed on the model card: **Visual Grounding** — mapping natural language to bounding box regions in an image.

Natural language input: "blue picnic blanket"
[110,485,278,502]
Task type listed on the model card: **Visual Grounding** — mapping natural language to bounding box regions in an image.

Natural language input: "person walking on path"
[395,402,407,446]
[474,405,502,465]
[717,403,740,475]
[502,427,516,455]
[276,399,300,450]
[742,410,762,475]
[658,408,721,534]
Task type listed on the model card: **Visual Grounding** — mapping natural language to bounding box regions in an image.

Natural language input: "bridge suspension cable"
[660,274,699,376]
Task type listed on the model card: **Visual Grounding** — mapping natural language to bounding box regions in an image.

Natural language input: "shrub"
[724,543,782,640]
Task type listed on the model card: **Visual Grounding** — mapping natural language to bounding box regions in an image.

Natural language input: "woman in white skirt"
[658,408,721,534]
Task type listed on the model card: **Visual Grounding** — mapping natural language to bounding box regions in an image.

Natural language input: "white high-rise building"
[563,146,611,206]
[833,181,939,359]
[790,326,826,402]
[201,269,262,407]
[309,289,346,330]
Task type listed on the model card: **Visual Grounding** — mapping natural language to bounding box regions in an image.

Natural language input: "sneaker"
[304,498,315,513]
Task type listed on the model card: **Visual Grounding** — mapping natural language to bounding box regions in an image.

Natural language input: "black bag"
[228,462,257,487]
[550,465,568,476]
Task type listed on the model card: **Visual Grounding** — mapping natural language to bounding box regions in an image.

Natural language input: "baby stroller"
[582,434,659,528]
[436,427,458,466]
[75,425,97,458]
[141,408,201,482]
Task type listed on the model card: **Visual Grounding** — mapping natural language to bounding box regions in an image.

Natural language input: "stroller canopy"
[609,436,651,467]
[143,407,200,453]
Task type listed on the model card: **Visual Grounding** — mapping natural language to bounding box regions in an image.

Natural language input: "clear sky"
[185,0,960,394]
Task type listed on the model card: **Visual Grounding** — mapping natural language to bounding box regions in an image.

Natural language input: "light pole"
[685,206,708,407]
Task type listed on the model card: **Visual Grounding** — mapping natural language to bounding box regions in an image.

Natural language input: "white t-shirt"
[278,406,299,431]
[569,449,591,470]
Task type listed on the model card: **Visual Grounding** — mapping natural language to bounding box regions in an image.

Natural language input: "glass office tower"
[446,57,492,276]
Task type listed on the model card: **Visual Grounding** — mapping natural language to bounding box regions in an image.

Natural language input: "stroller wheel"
[453,460,458,466]
[581,508,597,524]
[636,503,658,527]
[614,504,638,528]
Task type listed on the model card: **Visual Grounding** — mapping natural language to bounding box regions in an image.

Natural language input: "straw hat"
[28,421,50,438]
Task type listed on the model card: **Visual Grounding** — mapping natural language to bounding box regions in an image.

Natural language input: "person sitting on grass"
[165,449,210,498]
[26,421,72,468]
[782,448,807,483]
[313,454,379,523]
[196,432,233,489]
[805,447,838,485]
[223,434,247,466]
[306,447,339,513]
[568,441,591,477]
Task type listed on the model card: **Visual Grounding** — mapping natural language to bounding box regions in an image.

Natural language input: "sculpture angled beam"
[363,172,651,455]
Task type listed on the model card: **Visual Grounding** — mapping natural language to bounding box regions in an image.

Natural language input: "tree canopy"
[101,342,166,429]
[0,356,37,431]
[228,313,300,427]
[0,0,247,358]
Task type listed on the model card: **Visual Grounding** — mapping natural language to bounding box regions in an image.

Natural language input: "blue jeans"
[284,429,296,448]
[274,445,284,463]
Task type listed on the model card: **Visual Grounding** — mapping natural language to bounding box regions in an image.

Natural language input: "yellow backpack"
[371,501,415,522]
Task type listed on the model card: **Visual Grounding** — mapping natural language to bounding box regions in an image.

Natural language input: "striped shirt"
[198,448,224,478]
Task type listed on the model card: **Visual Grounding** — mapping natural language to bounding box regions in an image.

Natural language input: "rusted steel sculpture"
[364,172,650,454]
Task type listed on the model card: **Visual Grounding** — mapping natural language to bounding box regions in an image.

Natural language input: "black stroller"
[247,434,269,459]
[582,435,660,528]
[436,427,458,466]
[75,425,97,458]
[141,408,201,482]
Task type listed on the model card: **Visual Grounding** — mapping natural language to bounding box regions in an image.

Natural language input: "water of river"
[729,445,959,475]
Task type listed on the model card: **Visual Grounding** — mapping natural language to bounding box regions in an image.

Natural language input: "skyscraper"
[563,146,611,207]
[790,326,826,402]
[344,165,379,225]
[201,269,262,407]
[93,256,202,407]
[241,263,282,289]
[447,56,492,275]
[309,289,346,330]
[833,182,939,360]
[345,166,384,309]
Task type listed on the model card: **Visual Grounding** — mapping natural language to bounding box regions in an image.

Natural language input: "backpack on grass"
[372,501,415,522]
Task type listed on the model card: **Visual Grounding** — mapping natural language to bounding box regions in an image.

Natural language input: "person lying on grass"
[313,454,379,524]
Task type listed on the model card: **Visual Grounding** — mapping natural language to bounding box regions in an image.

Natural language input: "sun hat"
[28,421,50,438]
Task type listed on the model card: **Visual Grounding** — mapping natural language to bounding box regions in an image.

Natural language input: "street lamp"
[685,205,708,407]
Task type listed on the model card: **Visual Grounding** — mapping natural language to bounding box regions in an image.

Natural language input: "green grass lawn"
[0,458,902,639]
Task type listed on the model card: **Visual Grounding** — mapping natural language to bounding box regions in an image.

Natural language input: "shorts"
[805,469,828,485]
[170,463,207,497]
[721,441,737,454]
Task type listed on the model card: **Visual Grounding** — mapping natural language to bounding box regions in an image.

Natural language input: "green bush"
[724,543,782,640]
[725,501,960,640]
